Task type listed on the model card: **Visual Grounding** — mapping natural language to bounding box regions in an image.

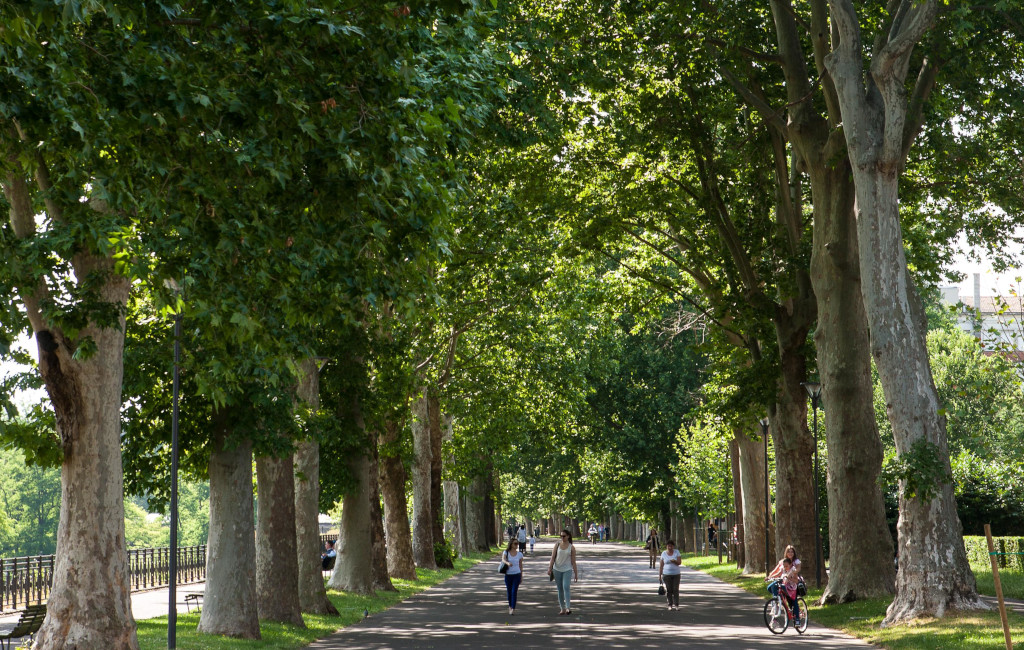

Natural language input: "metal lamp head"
[801,381,822,400]
[759,417,769,429]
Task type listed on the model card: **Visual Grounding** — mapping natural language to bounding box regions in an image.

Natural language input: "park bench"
[0,604,46,650]
[184,593,203,613]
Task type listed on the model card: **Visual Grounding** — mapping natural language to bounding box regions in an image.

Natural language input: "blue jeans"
[554,569,572,610]
[504,573,522,609]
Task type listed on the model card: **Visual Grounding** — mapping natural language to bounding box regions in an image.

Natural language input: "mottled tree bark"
[23,267,138,650]
[368,441,396,592]
[410,392,436,568]
[826,0,980,623]
[770,342,820,585]
[293,360,338,615]
[730,435,745,570]
[809,162,896,603]
[464,476,490,552]
[255,454,305,626]
[378,420,417,579]
[327,396,375,594]
[761,0,897,602]
[199,423,260,639]
[428,396,448,567]
[738,434,770,575]
[442,415,462,556]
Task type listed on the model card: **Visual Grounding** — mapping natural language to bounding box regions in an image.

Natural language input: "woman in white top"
[658,539,682,610]
[501,539,524,615]
[547,529,579,615]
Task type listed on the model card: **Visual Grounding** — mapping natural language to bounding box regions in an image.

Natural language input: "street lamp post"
[801,381,823,589]
[169,310,181,649]
[759,417,770,576]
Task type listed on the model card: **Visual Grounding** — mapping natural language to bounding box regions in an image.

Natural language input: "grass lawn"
[678,553,1024,649]
[136,548,497,650]
[973,560,1024,601]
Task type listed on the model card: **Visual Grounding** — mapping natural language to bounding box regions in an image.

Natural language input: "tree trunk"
[738,434,769,575]
[770,344,820,585]
[442,416,462,556]
[294,439,337,614]
[368,442,396,592]
[327,448,375,594]
[456,486,471,555]
[825,2,980,622]
[428,395,450,569]
[293,360,338,615]
[199,424,260,639]
[809,165,897,604]
[378,420,417,580]
[730,435,745,570]
[255,454,305,626]
[464,475,489,551]
[761,0,898,604]
[410,391,436,568]
[27,271,138,649]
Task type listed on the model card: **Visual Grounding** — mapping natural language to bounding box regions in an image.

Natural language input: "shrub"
[964,536,1024,571]
[434,539,456,568]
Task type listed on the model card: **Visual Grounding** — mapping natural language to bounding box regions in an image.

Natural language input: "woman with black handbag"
[658,540,682,610]
[500,539,524,615]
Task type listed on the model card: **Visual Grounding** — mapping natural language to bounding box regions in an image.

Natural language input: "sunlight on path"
[310,539,877,649]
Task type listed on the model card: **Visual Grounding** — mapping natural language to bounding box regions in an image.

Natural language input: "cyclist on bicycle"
[765,557,802,626]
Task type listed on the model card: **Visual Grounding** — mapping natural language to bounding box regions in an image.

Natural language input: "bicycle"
[763,578,808,634]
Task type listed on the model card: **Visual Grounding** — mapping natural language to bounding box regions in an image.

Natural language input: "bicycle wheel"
[794,598,809,634]
[763,598,788,634]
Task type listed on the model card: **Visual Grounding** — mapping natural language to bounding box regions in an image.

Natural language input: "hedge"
[964,535,1024,571]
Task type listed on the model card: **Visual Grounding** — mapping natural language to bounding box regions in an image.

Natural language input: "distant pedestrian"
[321,539,337,571]
[500,539,524,616]
[517,524,528,553]
[645,529,661,568]
[708,521,718,548]
[658,539,682,610]
[588,523,598,544]
[529,534,536,553]
[598,523,605,541]
[547,529,579,615]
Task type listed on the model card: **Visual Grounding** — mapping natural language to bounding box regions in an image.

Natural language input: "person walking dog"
[547,529,579,615]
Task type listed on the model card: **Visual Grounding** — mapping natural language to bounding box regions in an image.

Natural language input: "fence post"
[985,524,1013,650]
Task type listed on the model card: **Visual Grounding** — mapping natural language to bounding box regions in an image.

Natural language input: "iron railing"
[1,545,207,613]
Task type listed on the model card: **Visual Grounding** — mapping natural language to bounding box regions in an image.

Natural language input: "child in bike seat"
[783,559,802,624]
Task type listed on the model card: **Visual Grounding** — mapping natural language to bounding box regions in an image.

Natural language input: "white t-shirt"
[661,549,682,575]
[503,550,523,575]
[528,536,535,544]
[517,528,527,543]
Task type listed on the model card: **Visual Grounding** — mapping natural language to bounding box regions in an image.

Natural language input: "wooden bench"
[184,593,203,613]
[0,604,46,650]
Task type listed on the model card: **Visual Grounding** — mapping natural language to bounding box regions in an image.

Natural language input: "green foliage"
[674,416,733,519]
[952,451,1024,536]
[964,535,1024,572]
[881,439,951,502]
[0,446,60,556]
[433,539,456,567]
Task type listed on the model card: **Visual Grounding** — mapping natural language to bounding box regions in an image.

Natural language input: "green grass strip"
[677,552,1024,650]
[136,548,497,650]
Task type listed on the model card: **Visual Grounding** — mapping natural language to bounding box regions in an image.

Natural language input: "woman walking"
[658,539,682,610]
[645,528,661,568]
[501,539,524,615]
[547,529,579,615]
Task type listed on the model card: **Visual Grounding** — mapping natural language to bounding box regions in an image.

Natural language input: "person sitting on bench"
[321,539,337,570]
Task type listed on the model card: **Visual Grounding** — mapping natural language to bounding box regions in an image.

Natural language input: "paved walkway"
[311,539,876,649]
